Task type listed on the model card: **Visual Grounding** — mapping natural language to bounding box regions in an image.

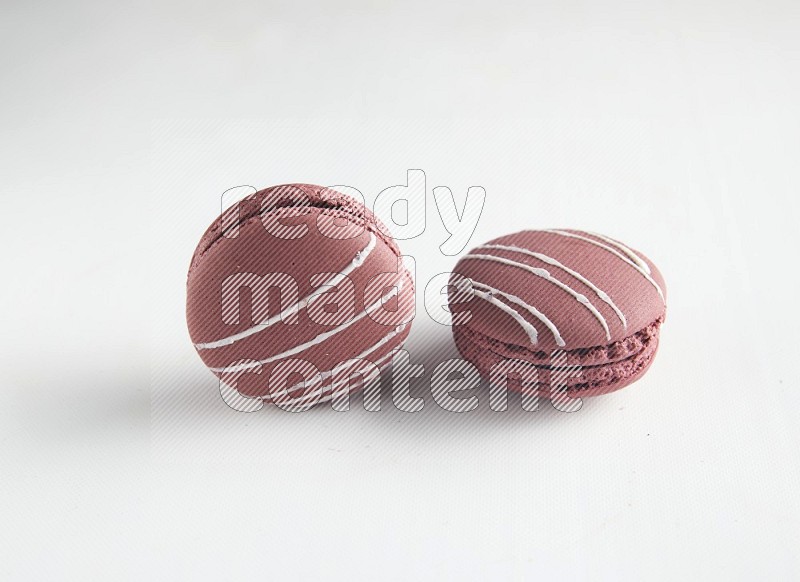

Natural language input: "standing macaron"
[449,229,666,398]
[187,184,415,410]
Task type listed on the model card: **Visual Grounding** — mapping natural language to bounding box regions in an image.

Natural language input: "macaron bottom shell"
[452,319,662,398]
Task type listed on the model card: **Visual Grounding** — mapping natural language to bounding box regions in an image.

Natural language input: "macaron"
[187,184,415,409]
[448,229,666,397]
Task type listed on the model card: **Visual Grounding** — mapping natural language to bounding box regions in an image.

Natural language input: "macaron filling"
[453,319,662,394]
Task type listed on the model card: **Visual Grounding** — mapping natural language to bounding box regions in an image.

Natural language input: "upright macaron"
[187,184,415,408]
[449,229,666,397]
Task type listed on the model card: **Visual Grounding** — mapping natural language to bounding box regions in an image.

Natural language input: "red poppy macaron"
[449,229,666,398]
[187,184,415,410]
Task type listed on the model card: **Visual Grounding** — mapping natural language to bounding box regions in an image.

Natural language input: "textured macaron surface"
[187,184,414,402]
[449,229,666,395]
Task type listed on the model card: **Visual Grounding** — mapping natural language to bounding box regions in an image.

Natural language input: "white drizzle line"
[471,287,539,345]
[471,281,565,347]
[290,349,395,408]
[583,231,651,274]
[195,233,377,350]
[462,254,611,341]
[543,230,665,303]
[276,322,408,399]
[210,279,403,373]
[479,244,627,329]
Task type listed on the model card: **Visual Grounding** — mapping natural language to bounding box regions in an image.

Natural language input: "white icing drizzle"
[583,230,651,274]
[210,279,404,373]
[479,244,627,329]
[195,232,377,350]
[543,229,665,303]
[462,254,611,341]
[471,281,565,347]
[291,349,395,407]
[472,287,539,345]
[276,322,407,399]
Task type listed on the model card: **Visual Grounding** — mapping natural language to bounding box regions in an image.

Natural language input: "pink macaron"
[187,184,414,408]
[449,229,666,397]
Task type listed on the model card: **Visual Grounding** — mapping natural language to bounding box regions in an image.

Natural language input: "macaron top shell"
[450,229,666,352]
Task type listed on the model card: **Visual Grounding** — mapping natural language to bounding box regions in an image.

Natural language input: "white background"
[2,1,799,580]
